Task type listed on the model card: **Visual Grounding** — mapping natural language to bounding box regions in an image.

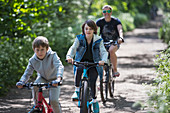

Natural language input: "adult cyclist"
[96,5,124,77]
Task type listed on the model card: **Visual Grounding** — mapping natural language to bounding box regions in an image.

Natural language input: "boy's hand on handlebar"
[99,61,105,66]
[16,81,25,89]
[52,77,62,86]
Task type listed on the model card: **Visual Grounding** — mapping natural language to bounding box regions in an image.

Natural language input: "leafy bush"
[159,13,170,45]
[134,13,148,27]
[35,19,79,65]
[0,37,33,95]
[118,13,135,32]
[0,0,87,96]
[147,47,170,113]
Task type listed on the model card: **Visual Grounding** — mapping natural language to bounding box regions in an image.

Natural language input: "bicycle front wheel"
[100,65,109,103]
[80,81,89,113]
[109,67,115,97]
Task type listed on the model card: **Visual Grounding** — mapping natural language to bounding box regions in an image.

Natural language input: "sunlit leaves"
[148,48,170,113]
[59,6,62,12]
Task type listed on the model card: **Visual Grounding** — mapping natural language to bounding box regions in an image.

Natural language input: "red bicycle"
[23,82,61,113]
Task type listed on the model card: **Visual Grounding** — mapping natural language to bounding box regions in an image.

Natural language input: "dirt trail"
[0,15,168,113]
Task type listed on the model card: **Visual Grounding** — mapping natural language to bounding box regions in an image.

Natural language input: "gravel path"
[0,15,168,113]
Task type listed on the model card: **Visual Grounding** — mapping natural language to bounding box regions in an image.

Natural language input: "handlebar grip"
[57,81,62,86]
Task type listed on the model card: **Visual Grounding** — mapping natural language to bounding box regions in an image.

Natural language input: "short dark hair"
[32,36,49,49]
[82,19,97,35]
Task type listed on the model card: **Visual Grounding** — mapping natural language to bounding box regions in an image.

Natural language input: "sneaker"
[71,91,79,101]
[113,72,120,77]
[92,102,99,113]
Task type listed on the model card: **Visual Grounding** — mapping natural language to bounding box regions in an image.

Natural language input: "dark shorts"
[104,41,120,52]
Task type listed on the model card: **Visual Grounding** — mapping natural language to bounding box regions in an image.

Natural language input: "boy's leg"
[50,86,62,113]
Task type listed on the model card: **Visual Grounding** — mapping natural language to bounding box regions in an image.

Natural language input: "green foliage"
[118,13,135,32]
[0,0,88,95]
[147,48,170,113]
[159,13,170,45]
[134,13,148,27]
[32,0,86,64]
[0,37,33,95]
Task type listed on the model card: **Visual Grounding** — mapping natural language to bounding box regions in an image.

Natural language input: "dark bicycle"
[100,40,119,103]
[23,82,62,113]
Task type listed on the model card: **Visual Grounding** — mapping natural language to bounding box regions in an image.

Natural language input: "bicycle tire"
[100,65,109,103]
[80,81,89,113]
[99,79,105,103]
[109,67,114,97]
[105,68,109,100]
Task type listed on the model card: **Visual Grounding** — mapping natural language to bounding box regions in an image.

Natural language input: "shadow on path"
[102,95,141,113]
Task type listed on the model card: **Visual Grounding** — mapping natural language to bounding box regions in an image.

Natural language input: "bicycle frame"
[24,82,61,113]
[36,87,53,113]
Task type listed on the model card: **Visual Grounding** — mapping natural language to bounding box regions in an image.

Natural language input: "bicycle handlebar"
[66,60,108,67]
[23,82,62,88]
[103,40,117,46]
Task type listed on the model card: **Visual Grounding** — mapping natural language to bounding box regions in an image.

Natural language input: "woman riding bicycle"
[66,19,108,113]
[16,36,64,113]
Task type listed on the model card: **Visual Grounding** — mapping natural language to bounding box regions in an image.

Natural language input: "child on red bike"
[16,36,64,113]
[66,20,108,113]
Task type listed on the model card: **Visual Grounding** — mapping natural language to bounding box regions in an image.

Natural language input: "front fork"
[78,68,90,108]
[36,88,45,112]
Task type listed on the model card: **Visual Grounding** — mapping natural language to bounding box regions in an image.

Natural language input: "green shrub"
[134,13,148,27]
[147,47,170,113]
[118,13,135,32]
[0,37,33,95]
[159,13,170,45]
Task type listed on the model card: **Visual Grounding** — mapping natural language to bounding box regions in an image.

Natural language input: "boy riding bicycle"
[66,20,108,113]
[16,36,64,113]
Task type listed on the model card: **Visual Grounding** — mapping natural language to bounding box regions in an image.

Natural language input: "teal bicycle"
[68,61,104,113]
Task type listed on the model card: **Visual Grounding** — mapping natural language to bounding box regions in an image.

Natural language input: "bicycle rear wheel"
[80,81,89,113]
[100,78,105,103]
